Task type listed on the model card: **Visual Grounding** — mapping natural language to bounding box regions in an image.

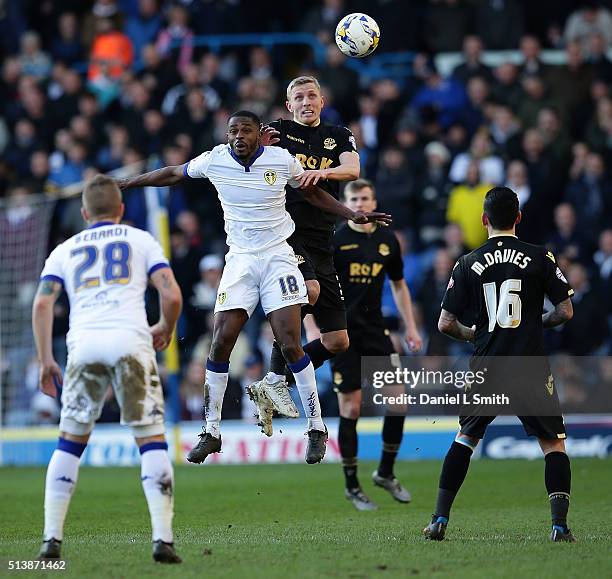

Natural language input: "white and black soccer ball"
[335,13,380,58]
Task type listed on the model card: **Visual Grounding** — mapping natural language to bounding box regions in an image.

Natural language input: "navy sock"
[378,415,404,478]
[339,416,359,489]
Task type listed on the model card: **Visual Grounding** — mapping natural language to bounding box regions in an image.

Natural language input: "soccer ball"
[335,13,380,58]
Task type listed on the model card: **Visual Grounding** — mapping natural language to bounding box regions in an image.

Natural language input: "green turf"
[0,459,610,578]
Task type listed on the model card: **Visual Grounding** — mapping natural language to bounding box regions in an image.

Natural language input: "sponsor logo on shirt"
[264,170,277,185]
[287,134,305,144]
[339,244,359,251]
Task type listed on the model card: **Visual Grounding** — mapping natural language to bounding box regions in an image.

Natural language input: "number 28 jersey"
[40,222,169,347]
[442,235,574,356]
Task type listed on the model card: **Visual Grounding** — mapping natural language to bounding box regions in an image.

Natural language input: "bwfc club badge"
[263,170,277,185]
[378,243,390,256]
[217,291,227,305]
[323,137,337,150]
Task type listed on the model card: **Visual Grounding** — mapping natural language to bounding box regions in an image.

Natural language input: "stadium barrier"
[2,415,611,466]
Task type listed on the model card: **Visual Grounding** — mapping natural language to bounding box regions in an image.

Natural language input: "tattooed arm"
[149,267,183,351]
[32,280,64,396]
[438,309,475,342]
[542,298,573,329]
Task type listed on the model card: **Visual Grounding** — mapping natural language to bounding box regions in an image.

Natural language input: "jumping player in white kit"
[33,175,183,563]
[118,111,390,465]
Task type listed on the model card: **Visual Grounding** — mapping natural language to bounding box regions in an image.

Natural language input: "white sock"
[43,440,85,541]
[265,372,286,384]
[140,444,174,543]
[289,355,325,431]
[205,361,229,438]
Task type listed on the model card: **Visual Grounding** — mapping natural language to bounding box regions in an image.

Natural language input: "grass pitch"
[0,459,610,578]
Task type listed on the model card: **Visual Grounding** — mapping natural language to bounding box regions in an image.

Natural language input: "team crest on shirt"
[378,243,390,256]
[333,371,343,385]
[263,170,277,185]
[217,291,227,305]
[555,267,567,283]
[323,137,337,150]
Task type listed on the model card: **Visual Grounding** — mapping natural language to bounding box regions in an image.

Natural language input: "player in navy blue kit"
[331,179,422,510]
[423,187,576,542]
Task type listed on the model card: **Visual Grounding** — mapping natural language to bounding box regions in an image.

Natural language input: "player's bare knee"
[209,338,232,362]
[60,431,91,444]
[338,392,361,419]
[539,438,566,455]
[135,433,166,447]
[279,341,303,364]
[321,331,350,354]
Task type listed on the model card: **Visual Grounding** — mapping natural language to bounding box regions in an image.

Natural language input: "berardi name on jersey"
[470,247,532,275]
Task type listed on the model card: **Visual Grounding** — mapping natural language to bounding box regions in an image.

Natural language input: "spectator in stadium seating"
[317,45,360,122]
[546,203,586,264]
[125,0,162,64]
[518,35,550,79]
[120,79,152,150]
[156,4,193,76]
[248,46,273,80]
[560,262,609,355]
[96,125,129,172]
[490,62,522,112]
[4,119,41,177]
[161,62,221,117]
[489,105,522,160]
[49,69,83,134]
[449,131,504,185]
[536,107,571,164]
[26,150,52,194]
[442,223,468,262]
[394,125,425,176]
[371,79,404,144]
[199,53,232,103]
[475,0,524,50]
[50,12,84,66]
[180,358,206,421]
[176,210,205,253]
[568,141,590,181]
[191,254,223,314]
[452,35,493,85]
[516,75,554,130]
[18,31,52,80]
[446,161,491,249]
[444,123,469,159]
[137,43,181,107]
[48,140,88,188]
[171,88,214,152]
[564,2,612,51]
[584,96,612,154]
[505,159,530,209]
[301,0,345,40]
[88,16,133,83]
[424,0,470,53]
[415,141,452,247]
[459,76,490,136]
[141,108,171,156]
[565,152,612,246]
[169,225,202,302]
[410,62,469,130]
[586,32,612,82]
[375,147,415,231]
[593,229,612,305]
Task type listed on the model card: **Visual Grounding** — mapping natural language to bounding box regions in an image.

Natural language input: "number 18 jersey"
[442,235,574,356]
[40,222,169,349]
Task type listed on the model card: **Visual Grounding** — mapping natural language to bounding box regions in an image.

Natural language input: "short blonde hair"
[82,174,122,219]
[286,76,321,100]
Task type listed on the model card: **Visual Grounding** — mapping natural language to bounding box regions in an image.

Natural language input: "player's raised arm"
[32,279,64,397]
[542,298,573,329]
[149,267,183,351]
[301,185,392,225]
[117,164,187,190]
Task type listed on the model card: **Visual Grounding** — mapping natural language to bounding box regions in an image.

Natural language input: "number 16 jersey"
[442,235,574,357]
[40,222,169,350]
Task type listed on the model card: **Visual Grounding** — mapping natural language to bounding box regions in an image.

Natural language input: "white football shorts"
[60,334,165,436]
[215,241,308,316]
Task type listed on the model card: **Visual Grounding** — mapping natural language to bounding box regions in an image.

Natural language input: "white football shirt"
[40,222,169,348]
[185,144,305,252]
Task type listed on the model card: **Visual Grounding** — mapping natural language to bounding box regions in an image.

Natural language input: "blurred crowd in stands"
[0,0,611,424]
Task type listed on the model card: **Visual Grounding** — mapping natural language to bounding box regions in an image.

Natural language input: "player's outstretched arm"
[32,280,63,397]
[149,267,183,351]
[116,164,187,190]
[301,185,392,225]
[390,279,423,352]
[542,298,573,329]
[296,151,360,188]
[438,308,475,343]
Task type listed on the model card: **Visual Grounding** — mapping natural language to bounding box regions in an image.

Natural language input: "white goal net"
[0,193,56,427]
